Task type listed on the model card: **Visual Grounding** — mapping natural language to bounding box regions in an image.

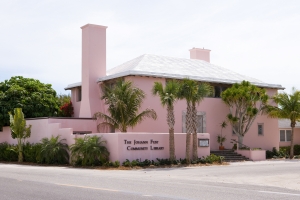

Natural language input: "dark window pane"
[258,124,263,135]
[214,86,221,98]
[77,87,82,102]
[286,130,292,141]
[280,130,286,142]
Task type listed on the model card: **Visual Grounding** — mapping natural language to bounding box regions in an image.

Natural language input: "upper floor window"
[258,123,264,135]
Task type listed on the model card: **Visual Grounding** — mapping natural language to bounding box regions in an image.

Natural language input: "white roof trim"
[97,70,283,89]
[64,82,81,90]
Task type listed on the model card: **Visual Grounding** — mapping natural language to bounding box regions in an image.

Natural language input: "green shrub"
[122,159,131,167]
[294,145,300,155]
[280,146,290,155]
[39,136,69,164]
[70,135,109,166]
[0,143,18,161]
[197,154,222,164]
[113,160,120,167]
[23,142,42,163]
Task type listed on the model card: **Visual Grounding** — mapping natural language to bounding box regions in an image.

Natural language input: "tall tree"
[94,80,157,132]
[0,76,60,128]
[152,80,179,162]
[265,88,300,158]
[9,108,32,162]
[221,81,268,147]
[178,79,212,163]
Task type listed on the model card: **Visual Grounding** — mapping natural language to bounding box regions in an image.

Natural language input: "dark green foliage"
[0,76,60,128]
[279,145,300,156]
[232,144,237,150]
[121,155,223,167]
[202,154,222,164]
[0,143,18,161]
[122,159,131,167]
[23,142,42,163]
[266,147,289,159]
[39,135,69,164]
[294,145,300,155]
[70,135,110,166]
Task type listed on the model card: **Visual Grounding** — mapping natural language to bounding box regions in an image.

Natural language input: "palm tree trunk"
[17,138,23,162]
[167,106,175,162]
[185,102,192,164]
[290,122,295,159]
[192,102,198,161]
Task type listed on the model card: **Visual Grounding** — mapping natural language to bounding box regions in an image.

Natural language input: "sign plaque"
[198,139,209,147]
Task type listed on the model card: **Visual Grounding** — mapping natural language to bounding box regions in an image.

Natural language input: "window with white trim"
[258,123,264,135]
[280,130,291,142]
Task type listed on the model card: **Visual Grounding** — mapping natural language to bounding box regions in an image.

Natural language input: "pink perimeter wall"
[0,119,210,162]
[237,150,266,161]
[70,132,210,163]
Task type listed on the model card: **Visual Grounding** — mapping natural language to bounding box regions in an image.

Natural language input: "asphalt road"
[0,160,300,200]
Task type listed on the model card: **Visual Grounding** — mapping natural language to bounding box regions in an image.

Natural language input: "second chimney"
[189,48,211,62]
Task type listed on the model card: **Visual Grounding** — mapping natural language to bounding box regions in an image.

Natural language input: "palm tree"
[266,88,300,158]
[94,80,157,132]
[40,135,69,164]
[9,108,31,162]
[178,79,212,163]
[70,135,110,166]
[152,80,180,162]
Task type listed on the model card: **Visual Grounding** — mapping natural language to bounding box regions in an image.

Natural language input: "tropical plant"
[217,135,226,146]
[217,121,227,148]
[265,88,300,158]
[0,142,18,161]
[94,80,157,132]
[152,80,180,162]
[178,78,212,163]
[221,81,268,147]
[70,135,110,166]
[23,142,42,163]
[0,76,60,129]
[39,135,69,164]
[9,108,32,162]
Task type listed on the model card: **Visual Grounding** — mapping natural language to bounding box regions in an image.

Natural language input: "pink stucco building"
[63,24,283,151]
[1,23,291,162]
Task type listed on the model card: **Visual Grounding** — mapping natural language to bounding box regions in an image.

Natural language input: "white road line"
[56,183,119,192]
[259,191,300,196]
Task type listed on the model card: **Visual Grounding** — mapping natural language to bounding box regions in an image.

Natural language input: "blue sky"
[1,0,300,94]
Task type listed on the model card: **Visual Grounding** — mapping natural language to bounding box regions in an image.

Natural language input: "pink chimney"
[79,24,107,118]
[189,47,211,62]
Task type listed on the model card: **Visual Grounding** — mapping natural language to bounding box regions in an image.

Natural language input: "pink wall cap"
[81,24,108,29]
[189,47,211,52]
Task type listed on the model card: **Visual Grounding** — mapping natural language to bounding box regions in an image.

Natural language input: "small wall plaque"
[198,139,209,147]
